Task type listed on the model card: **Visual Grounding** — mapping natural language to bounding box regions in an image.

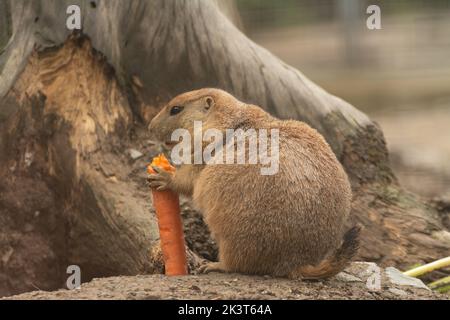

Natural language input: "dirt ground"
[4,262,445,300]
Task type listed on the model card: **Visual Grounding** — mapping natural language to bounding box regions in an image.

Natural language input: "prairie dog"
[148,88,359,279]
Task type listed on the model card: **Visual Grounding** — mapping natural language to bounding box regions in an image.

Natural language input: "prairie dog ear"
[204,96,215,110]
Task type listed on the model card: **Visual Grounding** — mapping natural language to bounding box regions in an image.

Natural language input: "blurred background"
[231,0,450,199]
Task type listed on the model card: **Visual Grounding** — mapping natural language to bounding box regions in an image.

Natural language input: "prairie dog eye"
[170,105,184,116]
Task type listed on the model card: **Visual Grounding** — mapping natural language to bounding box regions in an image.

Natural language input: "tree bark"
[0,0,448,296]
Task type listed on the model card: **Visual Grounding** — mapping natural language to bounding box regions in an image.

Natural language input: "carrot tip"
[147,154,176,174]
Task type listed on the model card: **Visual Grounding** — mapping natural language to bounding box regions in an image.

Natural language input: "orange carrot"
[148,154,188,276]
[147,154,176,175]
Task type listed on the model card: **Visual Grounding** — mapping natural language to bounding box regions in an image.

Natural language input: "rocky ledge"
[3,263,445,300]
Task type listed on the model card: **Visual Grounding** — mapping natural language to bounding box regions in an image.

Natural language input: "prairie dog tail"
[290,226,361,280]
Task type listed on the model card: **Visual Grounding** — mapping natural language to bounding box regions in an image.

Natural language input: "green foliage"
[428,276,450,294]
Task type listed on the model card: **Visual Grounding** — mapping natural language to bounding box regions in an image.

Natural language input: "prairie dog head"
[148,88,243,147]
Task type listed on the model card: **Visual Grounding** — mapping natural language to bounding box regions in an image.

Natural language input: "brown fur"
[148,88,359,279]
